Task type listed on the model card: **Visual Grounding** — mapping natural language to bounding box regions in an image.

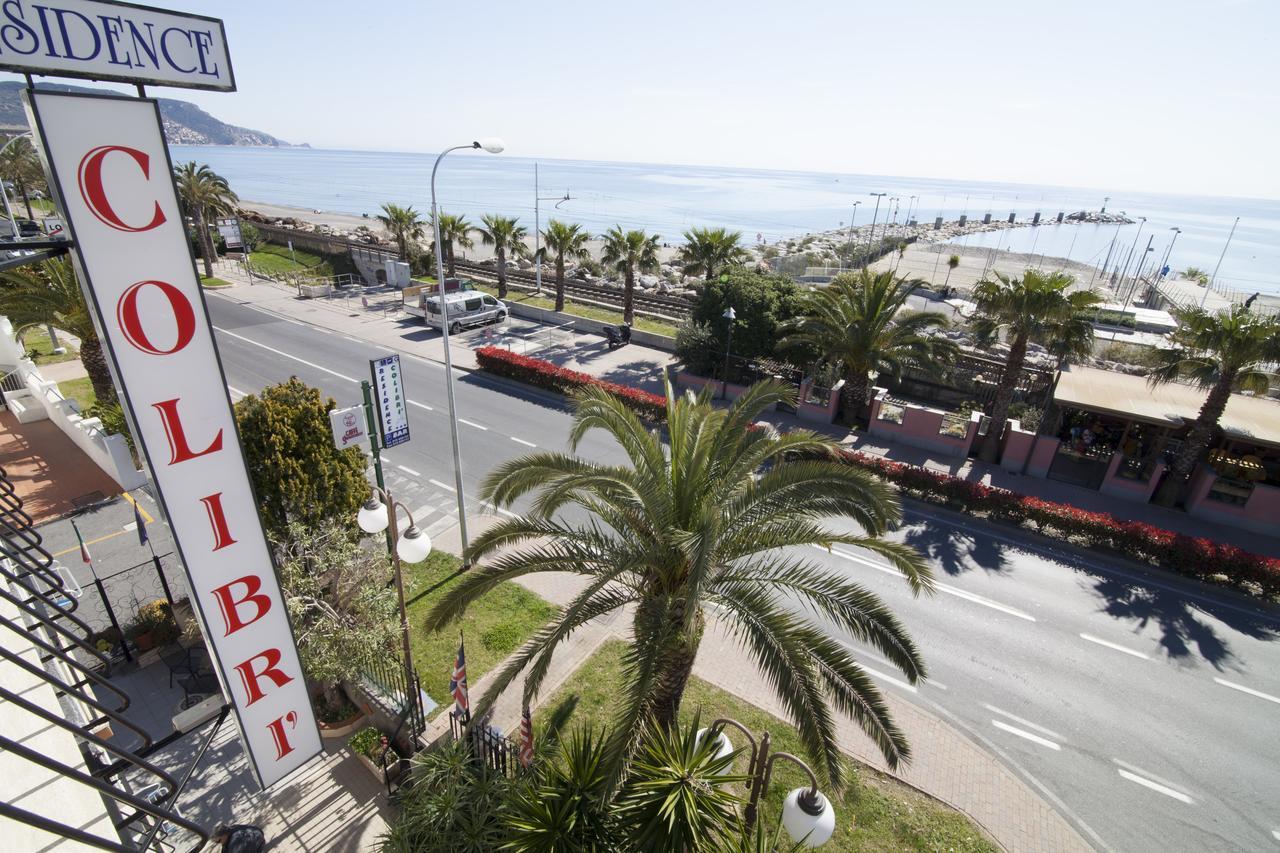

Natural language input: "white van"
[424,291,508,333]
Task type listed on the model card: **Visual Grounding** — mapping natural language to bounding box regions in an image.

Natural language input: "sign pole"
[361,379,393,552]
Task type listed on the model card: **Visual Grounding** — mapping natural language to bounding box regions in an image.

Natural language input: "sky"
[4,0,1278,198]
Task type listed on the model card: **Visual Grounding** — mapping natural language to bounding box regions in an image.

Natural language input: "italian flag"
[74,524,92,565]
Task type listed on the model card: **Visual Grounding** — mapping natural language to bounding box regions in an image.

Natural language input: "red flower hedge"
[839,450,1280,602]
[475,347,667,421]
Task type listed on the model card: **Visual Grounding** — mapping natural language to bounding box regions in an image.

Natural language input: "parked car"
[423,291,508,333]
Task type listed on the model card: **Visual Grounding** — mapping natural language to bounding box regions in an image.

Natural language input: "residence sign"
[26,89,318,788]
[0,0,233,91]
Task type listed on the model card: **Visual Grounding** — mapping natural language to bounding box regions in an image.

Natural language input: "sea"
[171,145,1280,298]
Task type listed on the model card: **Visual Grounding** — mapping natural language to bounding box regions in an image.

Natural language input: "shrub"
[837,450,1280,602]
[674,321,722,376]
[475,347,667,421]
[348,726,383,760]
[480,622,522,653]
[132,600,178,645]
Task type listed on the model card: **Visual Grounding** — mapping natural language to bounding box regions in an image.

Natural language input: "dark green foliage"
[674,321,723,376]
[234,378,368,539]
[689,269,809,365]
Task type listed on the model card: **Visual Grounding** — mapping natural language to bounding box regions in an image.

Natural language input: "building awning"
[1054,365,1280,448]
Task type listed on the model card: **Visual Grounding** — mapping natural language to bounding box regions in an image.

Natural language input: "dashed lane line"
[1213,677,1280,706]
[213,327,358,383]
[510,436,537,447]
[397,465,421,477]
[1079,633,1150,660]
[226,385,247,399]
[984,705,1065,742]
[428,479,456,493]
[458,418,488,431]
[1116,768,1194,804]
[409,400,434,411]
[820,545,1036,622]
[992,720,1061,751]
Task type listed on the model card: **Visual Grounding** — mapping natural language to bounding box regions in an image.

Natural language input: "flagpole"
[73,518,132,663]
[131,492,174,606]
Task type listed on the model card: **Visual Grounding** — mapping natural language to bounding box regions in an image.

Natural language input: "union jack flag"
[518,706,534,768]
[449,639,470,717]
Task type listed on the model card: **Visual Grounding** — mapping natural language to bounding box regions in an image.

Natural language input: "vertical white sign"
[370,355,409,447]
[26,90,319,789]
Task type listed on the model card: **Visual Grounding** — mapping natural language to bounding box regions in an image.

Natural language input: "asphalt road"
[203,293,1280,852]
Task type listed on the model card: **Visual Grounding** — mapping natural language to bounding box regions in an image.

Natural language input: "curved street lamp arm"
[763,751,821,803]
[368,485,418,530]
[709,716,759,776]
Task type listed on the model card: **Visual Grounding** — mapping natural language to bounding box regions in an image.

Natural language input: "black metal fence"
[362,653,426,739]
[449,709,519,777]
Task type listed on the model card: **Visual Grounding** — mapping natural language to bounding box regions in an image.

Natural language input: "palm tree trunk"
[446,239,456,277]
[842,371,873,423]
[497,247,508,298]
[650,641,699,730]
[555,256,566,312]
[978,333,1027,462]
[79,335,117,406]
[623,268,635,325]
[194,208,214,279]
[18,179,32,220]
[1153,375,1234,507]
[944,267,954,289]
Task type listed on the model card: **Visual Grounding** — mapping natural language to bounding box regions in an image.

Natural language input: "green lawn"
[247,242,335,278]
[57,377,95,412]
[19,327,79,365]
[200,276,233,288]
[540,640,997,853]
[470,282,680,338]
[402,550,555,713]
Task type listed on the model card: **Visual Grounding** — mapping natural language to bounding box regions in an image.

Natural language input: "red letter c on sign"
[77,145,166,232]
[116,280,196,355]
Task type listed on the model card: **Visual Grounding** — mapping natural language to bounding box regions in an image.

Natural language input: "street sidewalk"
[429,514,1089,853]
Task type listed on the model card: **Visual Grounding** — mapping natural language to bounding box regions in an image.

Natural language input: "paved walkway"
[430,514,1089,853]
[0,409,122,522]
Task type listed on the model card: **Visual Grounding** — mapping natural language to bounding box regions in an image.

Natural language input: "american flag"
[518,706,533,768]
[449,639,469,717]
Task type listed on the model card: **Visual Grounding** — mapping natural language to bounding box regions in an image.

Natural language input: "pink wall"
[1025,435,1060,478]
[1099,455,1165,502]
[795,379,841,424]
[868,395,978,458]
[674,371,750,401]
[999,426,1036,472]
[1186,466,1280,535]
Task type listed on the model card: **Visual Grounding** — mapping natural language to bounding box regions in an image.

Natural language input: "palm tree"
[678,226,750,282]
[1147,305,1280,506]
[600,226,661,325]
[434,212,474,277]
[540,219,591,312]
[173,162,238,279]
[425,379,932,787]
[0,136,44,220]
[943,254,960,289]
[1181,266,1210,286]
[0,258,115,405]
[478,214,528,298]
[376,203,425,263]
[779,269,958,420]
[969,269,1101,462]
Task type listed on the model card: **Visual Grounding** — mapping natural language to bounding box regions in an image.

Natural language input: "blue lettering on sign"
[0,0,225,82]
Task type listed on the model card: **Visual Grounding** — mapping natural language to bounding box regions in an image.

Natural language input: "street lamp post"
[1116,216,1147,292]
[721,306,736,399]
[843,201,861,269]
[866,193,887,262]
[700,718,835,847]
[1203,215,1240,308]
[0,131,32,242]
[532,162,571,296]
[1156,227,1181,282]
[358,485,434,706]
[430,138,504,567]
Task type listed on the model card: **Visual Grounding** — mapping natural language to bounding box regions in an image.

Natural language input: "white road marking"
[226,384,247,399]
[820,544,1035,621]
[123,522,137,532]
[984,705,1064,742]
[213,327,358,382]
[408,400,433,411]
[510,436,537,447]
[1271,829,1279,841]
[1213,677,1280,706]
[343,335,362,343]
[1079,633,1150,660]
[429,479,456,492]
[991,720,1061,751]
[1116,769,1194,804]
[482,501,520,519]
[397,465,421,477]
[857,662,918,694]
[458,418,488,431]
[846,646,947,690]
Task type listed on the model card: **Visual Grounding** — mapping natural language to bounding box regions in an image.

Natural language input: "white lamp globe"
[476,137,505,154]
[781,787,835,847]
[695,727,734,761]
[396,525,432,564]
[358,497,389,534]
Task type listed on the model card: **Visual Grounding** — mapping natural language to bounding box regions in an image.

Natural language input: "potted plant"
[315,689,366,739]
[348,726,399,782]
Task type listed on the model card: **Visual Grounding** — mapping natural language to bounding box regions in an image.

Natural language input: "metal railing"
[478,320,576,355]
[448,709,519,777]
[360,653,425,738]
